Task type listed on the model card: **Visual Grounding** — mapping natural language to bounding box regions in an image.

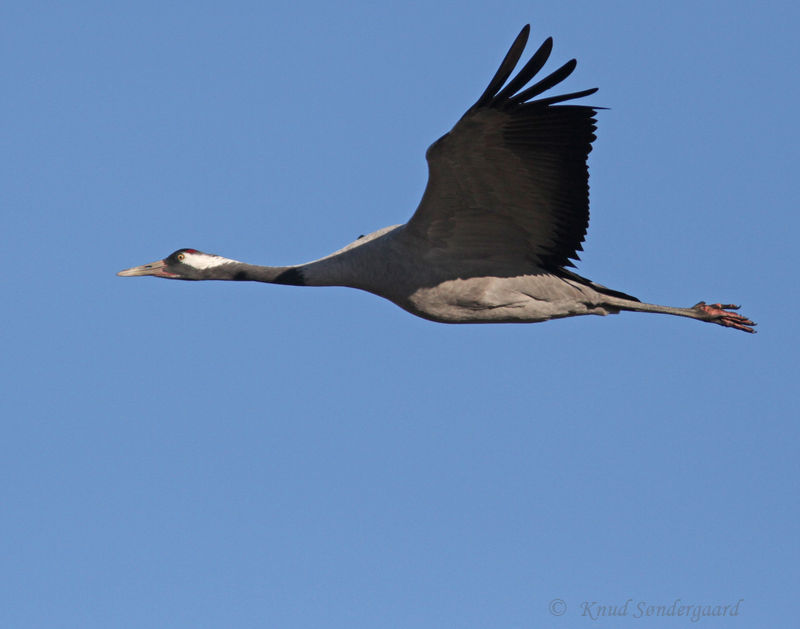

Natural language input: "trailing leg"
[602,296,756,333]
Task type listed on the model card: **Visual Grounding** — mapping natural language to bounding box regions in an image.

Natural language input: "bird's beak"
[117,259,175,278]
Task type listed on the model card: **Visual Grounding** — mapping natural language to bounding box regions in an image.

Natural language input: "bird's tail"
[558,268,640,302]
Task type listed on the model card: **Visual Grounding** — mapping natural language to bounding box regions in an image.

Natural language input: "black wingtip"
[472,25,531,110]
[470,25,600,114]
[531,86,599,107]
[490,36,553,107]
[510,58,577,104]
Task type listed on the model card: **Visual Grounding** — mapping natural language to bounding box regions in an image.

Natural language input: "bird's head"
[117,249,233,280]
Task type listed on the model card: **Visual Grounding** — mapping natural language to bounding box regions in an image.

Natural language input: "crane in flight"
[118,25,755,333]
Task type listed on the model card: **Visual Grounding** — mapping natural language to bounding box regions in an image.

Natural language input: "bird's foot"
[693,302,756,333]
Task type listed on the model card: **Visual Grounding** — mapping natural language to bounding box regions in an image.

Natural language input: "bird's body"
[211,224,622,324]
[119,25,756,333]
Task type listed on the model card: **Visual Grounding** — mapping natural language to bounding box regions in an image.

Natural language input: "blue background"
[3,2,797,627]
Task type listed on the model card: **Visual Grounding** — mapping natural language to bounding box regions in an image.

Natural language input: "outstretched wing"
[405,25,599,270]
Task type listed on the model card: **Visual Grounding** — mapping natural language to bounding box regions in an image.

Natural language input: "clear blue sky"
[3,2,797,627]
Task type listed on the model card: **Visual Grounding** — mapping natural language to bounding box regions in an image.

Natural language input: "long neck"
[203,248,371,287]
[201,225,406,288]
[208,261,307,285]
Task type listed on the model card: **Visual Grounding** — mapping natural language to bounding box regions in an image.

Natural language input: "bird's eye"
[177,253,185,261]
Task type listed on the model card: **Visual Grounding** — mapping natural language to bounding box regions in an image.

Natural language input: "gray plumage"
[118,25,755,333]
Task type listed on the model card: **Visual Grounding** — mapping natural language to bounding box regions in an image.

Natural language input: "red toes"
[694,302,757,333]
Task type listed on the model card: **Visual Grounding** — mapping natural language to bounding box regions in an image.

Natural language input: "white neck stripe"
[182,252,233,269]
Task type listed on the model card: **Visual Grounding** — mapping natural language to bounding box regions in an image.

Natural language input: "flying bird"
[118,25,755,333]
